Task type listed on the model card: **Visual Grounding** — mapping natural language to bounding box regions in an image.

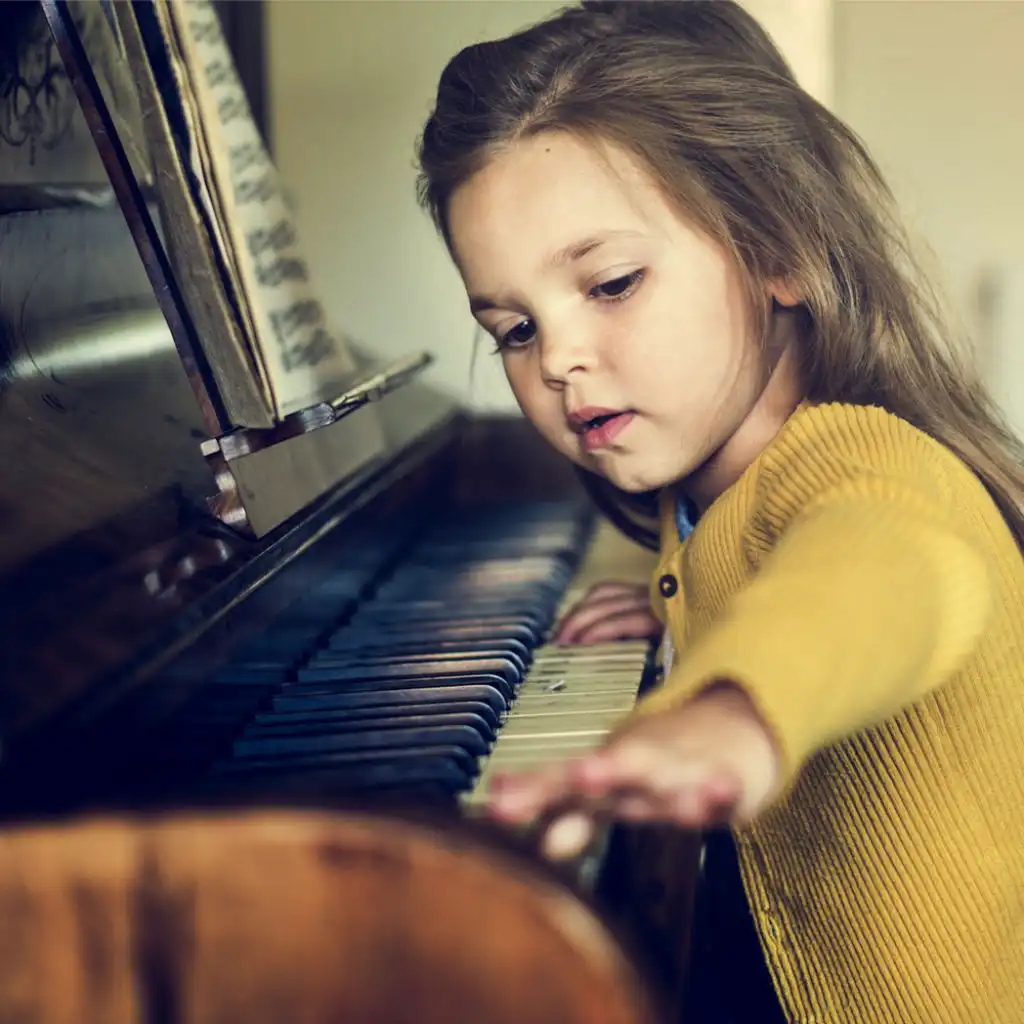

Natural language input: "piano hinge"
[200,352,434,463]
[199,351,435,535]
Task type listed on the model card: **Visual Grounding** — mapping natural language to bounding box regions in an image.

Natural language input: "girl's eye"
[493,271,643,350]
[590,269,644,301]
[497,318,537,350]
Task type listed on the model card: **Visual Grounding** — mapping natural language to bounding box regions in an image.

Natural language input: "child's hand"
[487,683,780,860]
[554,581,662,644]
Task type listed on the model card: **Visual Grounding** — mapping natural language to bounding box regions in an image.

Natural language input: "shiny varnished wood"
[0,809,665,1023]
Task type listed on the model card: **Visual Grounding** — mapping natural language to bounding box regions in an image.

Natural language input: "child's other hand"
[487,683,780,860]
[554,582,662,644]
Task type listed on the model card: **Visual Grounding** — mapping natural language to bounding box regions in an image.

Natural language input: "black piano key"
[214,654,306,673]
[216,742,478,784]
[335,622,540,647]
[300,655,521,688]
[359,602,556,623]
[252,699,501,731]
[346,619,547,646]
[272,683,508,717]
[232,722,489,759]
[290,667,516,702]
[385,556,563,570]
[377,567,565,582]
[395,571,572,588]
[415,531,579,547]
[360,612,556,631]
[375,576,568,595]
[324,635,531,664]
[209,758,473,796]
[373,575,567,593]
[312,649,528,678]
[411,536,579,558]
[243,710,496,744]
[275,596,357,625]
[350,608,551,629]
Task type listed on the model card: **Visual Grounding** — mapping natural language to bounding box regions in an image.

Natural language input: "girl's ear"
[768,279,804,308]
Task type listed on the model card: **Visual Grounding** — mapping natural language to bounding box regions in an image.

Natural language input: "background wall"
[268,0,1024,426]
[269,2,561,412]
[832,0,1024,434]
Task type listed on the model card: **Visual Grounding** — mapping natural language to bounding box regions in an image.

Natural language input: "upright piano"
[0,1,698,1013]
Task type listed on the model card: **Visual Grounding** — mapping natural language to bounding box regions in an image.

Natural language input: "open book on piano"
[0,2,696,1012]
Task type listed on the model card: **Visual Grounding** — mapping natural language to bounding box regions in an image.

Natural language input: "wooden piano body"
[0,3,699,1019]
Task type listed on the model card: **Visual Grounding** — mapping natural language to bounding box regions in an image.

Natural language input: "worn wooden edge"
[0,803,672,1023]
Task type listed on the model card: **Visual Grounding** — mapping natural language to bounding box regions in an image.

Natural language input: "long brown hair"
[416,0,1024,551]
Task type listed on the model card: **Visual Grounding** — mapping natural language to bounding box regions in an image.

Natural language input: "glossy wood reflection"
[0,810,664,1024]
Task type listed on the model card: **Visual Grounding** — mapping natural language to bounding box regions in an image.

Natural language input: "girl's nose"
[539,326,595,386]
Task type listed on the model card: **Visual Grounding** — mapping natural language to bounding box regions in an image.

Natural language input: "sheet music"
[112,0,274,427]
[166,0,360,420]
[150,0,270,404]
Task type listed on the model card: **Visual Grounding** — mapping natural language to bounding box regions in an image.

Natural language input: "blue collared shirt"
[676,494,698,542]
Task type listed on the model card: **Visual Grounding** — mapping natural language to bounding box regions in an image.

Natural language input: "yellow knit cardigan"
[634,402,1024,1023]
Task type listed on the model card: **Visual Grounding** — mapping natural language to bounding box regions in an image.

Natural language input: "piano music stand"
[38,0,438,537]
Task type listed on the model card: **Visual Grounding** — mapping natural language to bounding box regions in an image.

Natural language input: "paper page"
[153,0,272,404]
[113,0,274,426]
[167,0,360,420]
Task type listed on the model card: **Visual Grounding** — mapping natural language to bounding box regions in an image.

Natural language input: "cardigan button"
[658,573,678,598]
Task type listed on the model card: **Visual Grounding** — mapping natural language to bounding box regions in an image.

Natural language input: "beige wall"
[268,0,1022,420]
[269,2,561,412]
[833,0,1024,431]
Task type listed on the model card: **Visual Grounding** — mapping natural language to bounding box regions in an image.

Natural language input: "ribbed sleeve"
[637,429,993,785]
[632,403,1024,1022]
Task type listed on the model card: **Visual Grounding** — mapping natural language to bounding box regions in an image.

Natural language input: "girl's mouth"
[568,408,636,452]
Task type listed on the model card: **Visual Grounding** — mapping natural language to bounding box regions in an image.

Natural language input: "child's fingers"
[488,737,746,837]
[487,762,578,821]
[538,777,736,862]
[553,583,637,635]
[555,592,644,643]
[538,791,656,861]
[666,773,741,827]
[580,581,646,602]
[487,750,632,823]
[540,810,596,860]
[555,594,655,644]
[572,609,662,645]
[571,736,665,793]
[571,740,743,826]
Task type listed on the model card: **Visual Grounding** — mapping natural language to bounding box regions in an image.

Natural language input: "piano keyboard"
[132,501,656,807]
[465,641,650,801]
[465,524,655,803]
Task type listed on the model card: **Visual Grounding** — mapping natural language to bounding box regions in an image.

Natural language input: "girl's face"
[448,132,800,500]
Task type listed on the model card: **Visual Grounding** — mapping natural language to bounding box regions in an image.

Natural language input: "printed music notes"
[118,0,375,430]
[166,0,361,420]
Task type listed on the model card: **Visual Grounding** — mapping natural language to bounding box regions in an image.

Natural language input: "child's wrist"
[696,678,782,807]
[698,677,763,718]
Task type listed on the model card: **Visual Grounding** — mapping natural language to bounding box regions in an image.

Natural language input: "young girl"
[417,2,1024,1020]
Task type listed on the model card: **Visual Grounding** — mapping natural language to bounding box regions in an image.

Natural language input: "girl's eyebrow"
[469,230,647,313]
[469,294,508,315]
[547,229,646,268]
